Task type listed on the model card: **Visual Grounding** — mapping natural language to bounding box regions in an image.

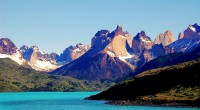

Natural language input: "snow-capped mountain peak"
[189,25,196,32]
[0,38,25,65]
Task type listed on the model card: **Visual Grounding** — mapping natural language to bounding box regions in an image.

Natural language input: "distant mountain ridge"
[1,23,200,79]
[0,38,90,71]
[133,46,200,76]
[51,23,200,81]
[58,43,91,63]
[51,25,134,81]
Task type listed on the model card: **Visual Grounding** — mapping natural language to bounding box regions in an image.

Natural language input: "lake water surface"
[0,92,197,110]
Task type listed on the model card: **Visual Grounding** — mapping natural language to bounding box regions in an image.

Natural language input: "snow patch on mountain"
[0,51,25,65]
[29,60,61,72]
[140,37,152,43]
[189,26,196,32]
[169,38,200,53]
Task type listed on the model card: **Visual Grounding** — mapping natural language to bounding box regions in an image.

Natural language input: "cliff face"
[20,45,60,71]
[154,30,175,46]
[178,32,184,40]
[169,23,200,53]
[0,38,18,54]
[0,38,25,65]
[58,43,91,63]
[179,23,200,39]
[132,31,154,54]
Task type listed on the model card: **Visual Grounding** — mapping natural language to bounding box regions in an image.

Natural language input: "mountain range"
[1,23,200,81]
[51,23,200,81]
[1,23,200,106]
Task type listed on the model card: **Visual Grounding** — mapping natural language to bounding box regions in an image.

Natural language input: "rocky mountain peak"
[116,25,122,30]
[30,46,40,52]
[178,32,184,40]
[20,45,29,51]
[91,30,111,50]
[115,25,123,35]
[140,31,146,36]
[0,38,18,54]
[111,25,131,37]
[50,52,59,61]
[58,43,91,63]
[132,31,154,54]
[192,23,200,33]
[94,30,110,37]
[154,30,175,46]
[181,23,200,39]
[134,31,151,42]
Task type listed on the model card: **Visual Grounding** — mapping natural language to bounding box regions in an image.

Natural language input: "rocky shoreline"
[106,100,200,108]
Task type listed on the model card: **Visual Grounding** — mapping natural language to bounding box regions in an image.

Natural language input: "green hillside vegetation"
[0,58,114,92]
[87,59,200,107]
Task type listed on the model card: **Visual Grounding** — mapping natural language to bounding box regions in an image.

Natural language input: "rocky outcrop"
[154,30,175,46]
[169,23,200,53]
[0,38,25,65]
[58,43,91,63]
[179,23,200,39]
[20,45,60,71]
[132,31,154,54]
[178,32,184,40]
[0,38,18,54]
[134,46,200,76]
[104,25,132,57]
[50,52,59,61]
[20,46,59,62]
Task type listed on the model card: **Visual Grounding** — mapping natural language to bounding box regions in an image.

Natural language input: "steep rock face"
[91,25,132,57]
[169,23,200,53]
[0,38,25,65]
[91,30,110,50]
[178,32,184,40]
[20,45,60,71]
[135,44,175,71]
[132,31,154,54]
[177,23,200,40]
[53,52,133,81]
[135,49,152,70]
[154,30,175,46]
[0,38,18,54]
[182,23,200,39]
[20,46,59,62]
[105,27,132,57]
[51,26,134,81]
[150,44,174,59]
[50,52,59,61]
[134,46,200,75]
[58,43,91,63]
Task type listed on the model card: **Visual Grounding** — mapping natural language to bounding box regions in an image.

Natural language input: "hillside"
[87,59,200,107]
[0,58,114,92]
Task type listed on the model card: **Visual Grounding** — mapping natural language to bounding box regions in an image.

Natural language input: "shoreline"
[105,100,200,108]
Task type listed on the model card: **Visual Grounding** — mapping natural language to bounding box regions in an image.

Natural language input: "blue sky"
[0,0,200,54]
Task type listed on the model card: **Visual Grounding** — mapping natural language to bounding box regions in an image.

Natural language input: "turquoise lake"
[0,92,197,110]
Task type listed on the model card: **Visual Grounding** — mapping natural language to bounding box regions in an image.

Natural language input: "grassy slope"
[88,59,200,107]
[0,58,114,92]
